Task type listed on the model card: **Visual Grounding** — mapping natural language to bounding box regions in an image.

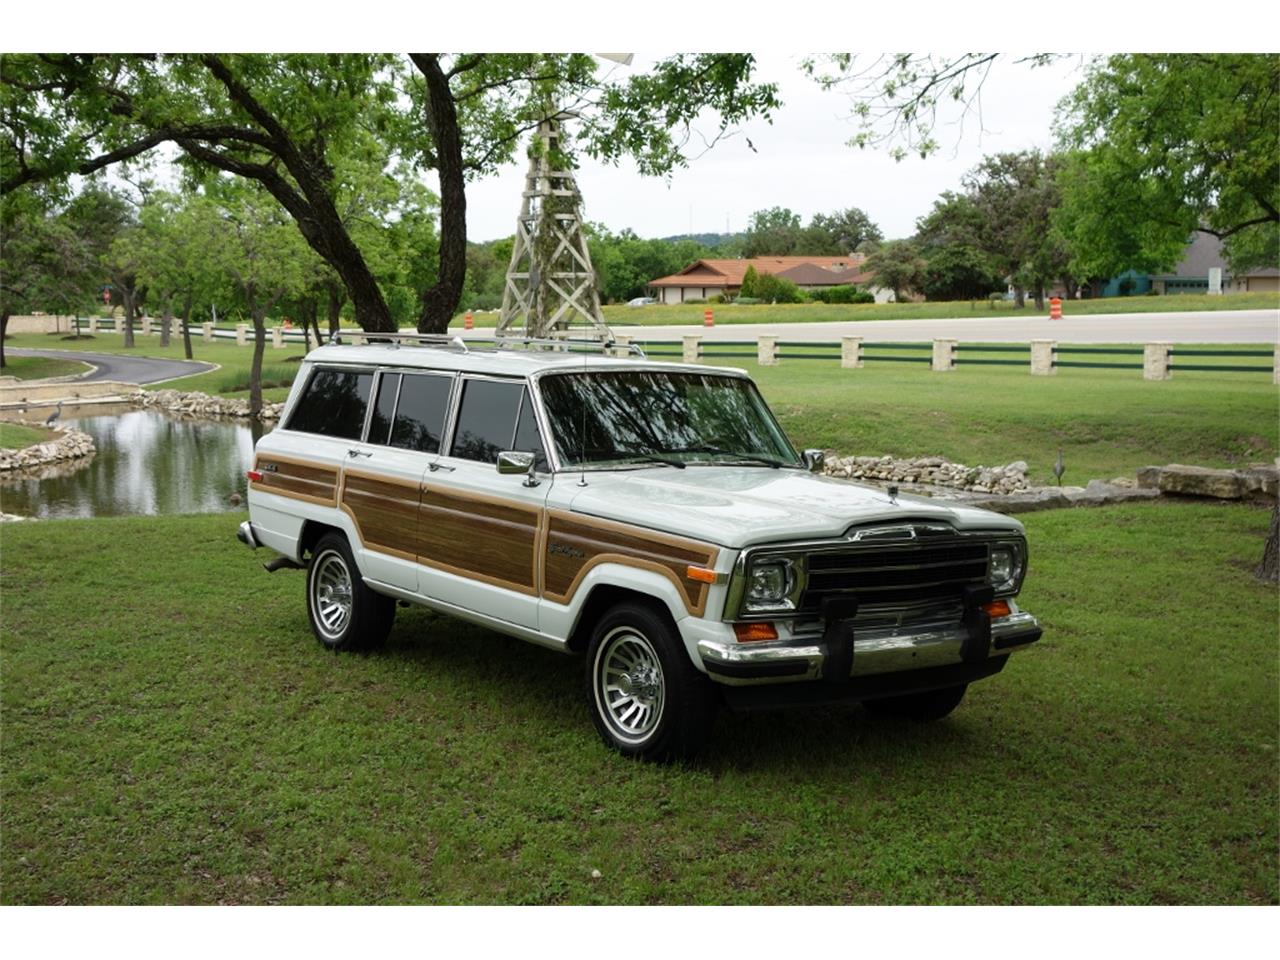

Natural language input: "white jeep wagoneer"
[238,335,1042,759]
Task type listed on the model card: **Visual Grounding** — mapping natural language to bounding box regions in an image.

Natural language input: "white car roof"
[302,341,749,380]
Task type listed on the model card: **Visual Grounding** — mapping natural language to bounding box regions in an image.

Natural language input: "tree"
[1058,54,1279,274]
[801,207,882,255]
[3,53,779,334]
[743,206,803,257]
[913,193,1005,301]
[864,239,925,301]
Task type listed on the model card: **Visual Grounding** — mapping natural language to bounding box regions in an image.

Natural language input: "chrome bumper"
[697,611,1042,687]
[236,520,260,549]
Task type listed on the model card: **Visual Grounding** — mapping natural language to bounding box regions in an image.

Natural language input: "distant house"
[1093,233,1277,297]
[647,253,895,303]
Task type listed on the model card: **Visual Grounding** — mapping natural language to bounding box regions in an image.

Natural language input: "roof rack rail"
[331,331,646,358]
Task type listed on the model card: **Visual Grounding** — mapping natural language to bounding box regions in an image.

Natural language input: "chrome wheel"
[311,549,353,641]
[593,626,666,745]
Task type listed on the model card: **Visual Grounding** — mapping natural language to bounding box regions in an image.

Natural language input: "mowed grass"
[0,422,55,449]
[0,353,92,381]
[9,331,1277,485]
[451,290,1280,327]
[0,502,1276,905]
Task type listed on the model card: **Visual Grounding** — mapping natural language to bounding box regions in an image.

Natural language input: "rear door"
[340,368,455,592]
[417,375,551,630]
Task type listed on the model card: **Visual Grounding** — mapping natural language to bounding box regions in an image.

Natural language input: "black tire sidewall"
[306,532,394,652]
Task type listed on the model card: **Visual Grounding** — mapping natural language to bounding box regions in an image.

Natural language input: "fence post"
[757,335,779,366]
[932,338,957,372]
[1030,340,1056,376]
[141,316,152,337]
[202,322,214,343]
[115,316,124,335]
[841,336,863,369]
[682,335,701,364]
[272,326,284,349]
[612,334,632,358]
[351,333,366,346]
[235,323,248,347]
[88,317,99,335]
[1274,344,1280,386]
[1144,342,1171,381]
[172,317,183,338]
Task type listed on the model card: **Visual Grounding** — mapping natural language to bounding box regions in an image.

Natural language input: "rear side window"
[389,373,452,453]
[286,368,373,440]
[451,379,543,464]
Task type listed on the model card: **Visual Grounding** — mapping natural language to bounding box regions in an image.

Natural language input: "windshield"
[537,369,802,470]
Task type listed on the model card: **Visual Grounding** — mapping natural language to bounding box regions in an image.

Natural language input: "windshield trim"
[528,366,803,474]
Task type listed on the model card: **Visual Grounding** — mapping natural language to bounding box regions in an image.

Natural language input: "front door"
[417,376,550,630]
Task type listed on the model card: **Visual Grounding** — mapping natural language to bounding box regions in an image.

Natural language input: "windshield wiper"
[623,455,686,469]
[668,446,788,468]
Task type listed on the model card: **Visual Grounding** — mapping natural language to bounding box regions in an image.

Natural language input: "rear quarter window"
[286,368,373,440]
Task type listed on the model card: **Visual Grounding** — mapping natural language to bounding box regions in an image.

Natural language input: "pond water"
[0,405,271,519]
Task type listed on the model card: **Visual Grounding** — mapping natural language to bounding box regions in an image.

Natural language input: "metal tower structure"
[496,113,612,341]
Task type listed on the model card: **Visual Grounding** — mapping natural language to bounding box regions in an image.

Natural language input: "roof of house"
[775,263,875,287]
[648,254,869,288]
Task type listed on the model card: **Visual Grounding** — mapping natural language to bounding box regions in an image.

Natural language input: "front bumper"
[697,610,1042,687]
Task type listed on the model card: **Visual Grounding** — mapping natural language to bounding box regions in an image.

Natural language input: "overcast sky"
[460,53,1088,244]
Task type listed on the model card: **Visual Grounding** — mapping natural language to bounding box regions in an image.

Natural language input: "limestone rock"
[1156,464,1243,500]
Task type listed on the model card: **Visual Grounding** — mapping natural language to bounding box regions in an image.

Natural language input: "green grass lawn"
[0,422,55,449]
[0,353,92,381]
[450,290,1280,327]
[1,503,1275,904]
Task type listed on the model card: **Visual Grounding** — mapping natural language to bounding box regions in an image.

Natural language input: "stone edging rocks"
[822,454,1030,495]
[128,389,285,421]
[0,423,96,472]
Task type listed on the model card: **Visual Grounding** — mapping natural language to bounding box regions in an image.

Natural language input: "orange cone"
[1049,297,1062,320]
[464,312,474,330]
[704,309,714,328]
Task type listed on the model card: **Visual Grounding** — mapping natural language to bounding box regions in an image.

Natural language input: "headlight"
[988,542,1026,595]
[744,558,795,612]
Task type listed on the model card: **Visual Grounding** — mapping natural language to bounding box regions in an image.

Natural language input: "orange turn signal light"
[686,565,718,584]
[733,622,779,643]
[246,470,263,483]
[982,600,1011,619]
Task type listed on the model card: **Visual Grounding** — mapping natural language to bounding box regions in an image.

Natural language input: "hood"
[563,467,1023,548]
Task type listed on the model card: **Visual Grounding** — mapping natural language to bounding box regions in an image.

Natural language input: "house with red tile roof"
[647,253,894,304]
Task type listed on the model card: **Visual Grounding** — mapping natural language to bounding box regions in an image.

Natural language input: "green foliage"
[807,284,858,304]
[745,205,883,257]
[739,265,806,304]
[743,206,803,257]
[739,265,762,299]
[864,239,925,300]
[850,290,876,304]
[913,192,1007,300]
[1057,54,1279,275]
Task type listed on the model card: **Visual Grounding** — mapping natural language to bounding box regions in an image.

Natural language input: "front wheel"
[864,683,968,721]
[585,602,717,761]
[306,532,395,652]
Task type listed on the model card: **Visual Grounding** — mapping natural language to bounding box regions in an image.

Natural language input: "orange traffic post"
[1049,297,1062,320]
[464,311,474,330]
[704,309,714,328]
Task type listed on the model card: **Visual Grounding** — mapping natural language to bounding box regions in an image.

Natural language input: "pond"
[0,405,270,519]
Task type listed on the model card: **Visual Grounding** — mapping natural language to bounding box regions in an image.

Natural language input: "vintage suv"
[238,335,1041,759]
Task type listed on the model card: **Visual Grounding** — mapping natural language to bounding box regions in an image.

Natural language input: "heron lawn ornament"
[496,112,612,342]
[44,401,63,428]
[1053,448,1065,487]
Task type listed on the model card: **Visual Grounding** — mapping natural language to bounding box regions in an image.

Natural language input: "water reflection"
[0,406,270,519]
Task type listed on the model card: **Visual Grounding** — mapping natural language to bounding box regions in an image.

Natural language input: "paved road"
[604,308,1280,344]
[7,348,217,384]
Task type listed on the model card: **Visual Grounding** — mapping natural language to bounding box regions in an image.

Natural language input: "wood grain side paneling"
[252,454,338,506]
[339,470,423,562]
[542,511,719,616]
[417,485,541,596]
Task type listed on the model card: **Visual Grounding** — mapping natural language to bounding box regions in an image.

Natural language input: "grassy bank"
[0,354,92,381]
[447,290,1280,327]
[0,422,55,449]
[1,504,1275,904]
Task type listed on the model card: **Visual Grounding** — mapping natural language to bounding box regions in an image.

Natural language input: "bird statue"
[1053,448,1065,487]
[44,401,63,428]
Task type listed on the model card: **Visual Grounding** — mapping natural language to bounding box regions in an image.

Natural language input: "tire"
[584,601,717,761]
[306,532,395,652]
[864,683,968,722]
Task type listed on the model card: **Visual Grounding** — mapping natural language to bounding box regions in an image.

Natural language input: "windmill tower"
[496,112,612,341]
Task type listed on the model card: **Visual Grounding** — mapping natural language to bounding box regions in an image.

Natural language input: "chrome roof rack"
[330,331,646,358]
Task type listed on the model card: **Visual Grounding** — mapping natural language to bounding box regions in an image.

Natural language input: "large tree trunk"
[1,312,8,368]
[410,53,467,334]
[1257,504,1279,583]
[180,291,194,360]
[159,300,172,348]
[1033,287,1046,312]
[327,285,345,339]
[122,290,137,348]
[1013,286,1026,309]
[249,309,267,418]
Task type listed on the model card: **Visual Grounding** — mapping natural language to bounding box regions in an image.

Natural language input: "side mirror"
[496,451,540,487]
[803,449,826,474]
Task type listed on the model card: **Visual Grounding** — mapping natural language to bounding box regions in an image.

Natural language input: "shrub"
[683,298,707,305]
[851,290,876,304]
[218,365,298,394]
[733,297,762,305]
[708,294,725,304]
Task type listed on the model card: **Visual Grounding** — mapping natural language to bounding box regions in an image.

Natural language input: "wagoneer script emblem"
[549,542,585,559]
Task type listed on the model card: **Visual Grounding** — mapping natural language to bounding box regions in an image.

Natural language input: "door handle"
[427,461,454,472]
[347,449,372,459]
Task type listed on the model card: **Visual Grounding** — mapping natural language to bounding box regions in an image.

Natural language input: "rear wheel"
[306,532,395,651]
[585,601,717,761]
[864,683,968,721]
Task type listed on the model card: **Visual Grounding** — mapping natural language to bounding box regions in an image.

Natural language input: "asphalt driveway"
[6,348,217,385]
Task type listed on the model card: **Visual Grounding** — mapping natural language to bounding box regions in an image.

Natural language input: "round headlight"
[989,544,1024,594]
